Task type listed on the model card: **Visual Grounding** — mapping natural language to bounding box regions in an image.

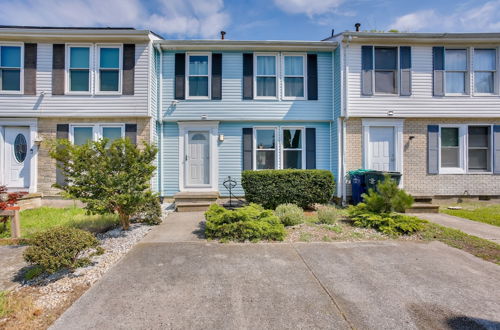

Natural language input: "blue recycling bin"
[350,174,366,205]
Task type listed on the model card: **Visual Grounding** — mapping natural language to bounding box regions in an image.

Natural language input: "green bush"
[362,175,414,213]
[23,227,100,274]
[348,203,425,236]
[132,192,163,225]
[317,206,338,225]
[241,169,335,209]
[205,203,286,242]
[275,204,305,226]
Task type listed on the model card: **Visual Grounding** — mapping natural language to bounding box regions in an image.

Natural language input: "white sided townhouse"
[0,26,160,200]
[327,32,500,202]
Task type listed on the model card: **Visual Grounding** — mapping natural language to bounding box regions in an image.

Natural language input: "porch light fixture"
[34,136,43,146]
[219,134,224,142]
[387,110,394,116]
[171,100,179,106]
[201,114,208,120]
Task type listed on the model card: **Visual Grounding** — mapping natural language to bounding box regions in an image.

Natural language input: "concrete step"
[406,203,440,213]
[174,192,219,199]
[413,196,433,204]
[176,201,216,212]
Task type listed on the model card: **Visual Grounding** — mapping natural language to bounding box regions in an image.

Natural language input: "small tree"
[362,175,414,213]
[50,138,158,230]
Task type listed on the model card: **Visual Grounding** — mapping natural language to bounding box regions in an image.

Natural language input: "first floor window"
[187,54,210,98]
[282,128,303,169]
[73,126,94,145]
[0,45,22,92]
[440,127,460,169]
[255,55,277,98]
[69,46,91,92]
[283,55,305,98]
[255,129,276,169]
[99,47,121,92]
[102,126,124,143]
[468,126,491,172]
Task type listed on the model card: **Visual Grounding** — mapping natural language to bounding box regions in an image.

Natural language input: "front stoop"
[174,192,219,212]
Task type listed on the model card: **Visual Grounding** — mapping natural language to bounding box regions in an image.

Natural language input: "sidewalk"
[141,211,206,243]
[412,213,500,243]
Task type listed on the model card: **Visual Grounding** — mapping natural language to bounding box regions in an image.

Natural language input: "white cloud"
[389,1,500,32]
[0,0,230,38]
[273,0,345,17]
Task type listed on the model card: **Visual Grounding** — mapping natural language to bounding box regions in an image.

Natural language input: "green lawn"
[441,204,500,227]
[0,207,119,239]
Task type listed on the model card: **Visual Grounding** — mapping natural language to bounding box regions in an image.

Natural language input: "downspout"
[154,43,163,196]
[341,36,351,205]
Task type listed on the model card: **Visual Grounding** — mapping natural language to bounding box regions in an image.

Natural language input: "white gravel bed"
[20,222,154,310]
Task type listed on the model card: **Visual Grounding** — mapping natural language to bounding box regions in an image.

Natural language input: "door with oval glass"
[186,131,210,186]
[4,127,30,188]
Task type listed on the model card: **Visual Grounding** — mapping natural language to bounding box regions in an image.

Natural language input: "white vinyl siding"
[346,44,500,118]
[0,43,150,117]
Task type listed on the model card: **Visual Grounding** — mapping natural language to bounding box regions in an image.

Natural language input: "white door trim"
[178,121,219,192]
[0,118,38,193]
[362,119,404,181]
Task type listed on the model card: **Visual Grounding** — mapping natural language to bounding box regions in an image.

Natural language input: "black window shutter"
[242,128,253,170]
[175,53,186,100]
[428,125,439,174]
[306,128,316,169]
[52,44,65,95]
[307,54,318,100]
[242,53,253,100]
[56,124,69,186]
[433,47,445,96]
[125,124,138,145]
[494,125,500,174]
[24,43,37,95]
[399,46,411,96]
[123,44,135,95]
[212,53,222,100]
[361,46,374,96]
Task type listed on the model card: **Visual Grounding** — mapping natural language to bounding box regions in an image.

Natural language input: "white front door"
[4,127,31,188]
[369,126,395,171]
[186,131,210,186]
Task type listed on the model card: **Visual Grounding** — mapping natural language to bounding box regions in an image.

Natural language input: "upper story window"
[283,55,306,99]
[98,46,121,93]
[473,49,496,94]
[187,53,211,99]
[255,54,278,99]
[445,49,468,94]
[374,47,398,94]
[282,128,304,169]
[68,46,91,93]
[0,45,22,92]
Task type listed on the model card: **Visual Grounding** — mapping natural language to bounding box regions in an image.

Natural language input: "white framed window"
[473,48,497,95]
[70,124,125,145]
[438,124,493,174]
[445,49,468,95]
[254,53,278,99]
[186,53,211,99]
[467,126,492,172]
[97,45,122,94]
[0,43,23,94]
[66,44,92,94]
[374,46,398,94]
[282,54,306,100]
[253,128,277,169]
[281,127,305,169]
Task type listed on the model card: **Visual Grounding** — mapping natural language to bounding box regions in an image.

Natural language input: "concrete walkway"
[413,213,500,243]
[0,245,26,291]
[50,211,500,330]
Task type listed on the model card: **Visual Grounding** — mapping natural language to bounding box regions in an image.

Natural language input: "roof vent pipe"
[355,23,361,32]
[331,29,335,37]
[220,31,226,40]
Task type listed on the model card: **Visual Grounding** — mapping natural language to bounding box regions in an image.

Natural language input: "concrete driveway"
[51,238,500,330]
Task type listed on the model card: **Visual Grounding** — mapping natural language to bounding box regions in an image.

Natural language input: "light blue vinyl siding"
[159,121,333,197]
[161,51,333,122]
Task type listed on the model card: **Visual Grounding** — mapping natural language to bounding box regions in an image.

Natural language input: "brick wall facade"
[37,117,151,196]
[345,118,500,197]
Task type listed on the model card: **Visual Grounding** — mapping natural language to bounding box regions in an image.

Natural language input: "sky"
[0,0,499,40]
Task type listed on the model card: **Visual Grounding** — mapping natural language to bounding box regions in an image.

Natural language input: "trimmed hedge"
[241,169,335,209]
